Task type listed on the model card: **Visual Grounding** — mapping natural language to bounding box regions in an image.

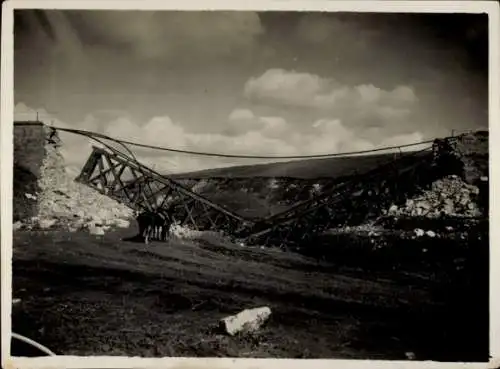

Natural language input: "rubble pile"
[387,175,484,219]
[22,144,133,234]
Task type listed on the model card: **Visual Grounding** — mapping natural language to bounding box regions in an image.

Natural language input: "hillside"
[166,151,432,220]
[11,131,489,360]
[168,152,402,180]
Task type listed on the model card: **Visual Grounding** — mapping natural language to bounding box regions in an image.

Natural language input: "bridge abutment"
[13,121,133,232]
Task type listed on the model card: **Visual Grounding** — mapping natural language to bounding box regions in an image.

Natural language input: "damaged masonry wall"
[386,131,489,220]
[13,122,133,233]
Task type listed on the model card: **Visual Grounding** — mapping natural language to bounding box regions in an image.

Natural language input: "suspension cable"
[52,126,436,160]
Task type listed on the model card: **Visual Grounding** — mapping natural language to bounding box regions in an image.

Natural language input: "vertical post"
[75,148,100,183]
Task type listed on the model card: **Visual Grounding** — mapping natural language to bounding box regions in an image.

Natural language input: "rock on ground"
[220,306,272,336]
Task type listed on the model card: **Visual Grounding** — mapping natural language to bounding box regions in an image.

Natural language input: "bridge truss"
[76,146,251,235]
[75,137,455,247]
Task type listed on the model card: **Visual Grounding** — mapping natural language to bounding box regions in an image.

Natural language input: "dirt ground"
[11,224,489,361]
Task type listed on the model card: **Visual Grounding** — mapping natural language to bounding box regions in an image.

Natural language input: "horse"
[135,210,173,244]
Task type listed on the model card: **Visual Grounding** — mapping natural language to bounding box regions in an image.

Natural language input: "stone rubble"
[425,230,436,238]
[414,228,425,237]
[20,144,133,234]
[387,175,482,219]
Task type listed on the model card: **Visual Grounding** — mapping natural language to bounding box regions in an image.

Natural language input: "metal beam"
[76,146,252,236]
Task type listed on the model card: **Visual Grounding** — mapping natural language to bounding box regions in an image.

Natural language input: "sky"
[13,10,489,175]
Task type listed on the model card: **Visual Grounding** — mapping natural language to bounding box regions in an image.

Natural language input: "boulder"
[38,218,57,229]
[88,225,105,236]
[13,221,23,231]
[113,218,130,229]
[220,306,271,336]
[414,228,425,237]
[426,230,436,238]
[405,351,416,360]
[24,193,37,200]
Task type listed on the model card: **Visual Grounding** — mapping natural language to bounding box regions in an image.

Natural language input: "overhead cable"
[51,126,436,160]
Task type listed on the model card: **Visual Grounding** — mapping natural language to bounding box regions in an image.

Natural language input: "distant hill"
[168,152,405,180]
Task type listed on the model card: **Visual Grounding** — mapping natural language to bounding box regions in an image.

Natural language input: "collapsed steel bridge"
[75,146,250,235]
[75,137,457,246]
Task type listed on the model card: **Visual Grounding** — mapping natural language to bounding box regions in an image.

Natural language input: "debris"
[38,218,57,229]
[386,175,482,219]
[24,193,37,200]
[220,306,271,336]
[88,225,105,236]
[405,351,416,360]
[13,221,23,231]
[112,219,130,229]
[426,230,436,238]
[24,143,133,235]
[414,228,425,237]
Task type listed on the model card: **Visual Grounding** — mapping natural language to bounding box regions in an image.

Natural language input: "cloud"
[244,69,417,110]
[259,117,288,139]
[15,101,426,177]
[295,13,382,50]
[71,10,264,62]
[228,108,255,121]
[243,69,420,137]
[227,109,289,139]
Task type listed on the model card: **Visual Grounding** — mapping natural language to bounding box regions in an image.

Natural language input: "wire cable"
[54,127,158,213]
[11,332,56,356]
[52,126,436,160]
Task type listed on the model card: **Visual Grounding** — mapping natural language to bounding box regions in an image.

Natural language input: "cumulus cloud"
[244,69,417,110]
[226,109,289,139]
[15,100,426,177]
[243,69,420,137]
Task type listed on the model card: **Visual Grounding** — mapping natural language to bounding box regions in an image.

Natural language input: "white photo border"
[2,1,499,368]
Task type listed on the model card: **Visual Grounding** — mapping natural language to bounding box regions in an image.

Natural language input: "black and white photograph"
[3,1,497,365]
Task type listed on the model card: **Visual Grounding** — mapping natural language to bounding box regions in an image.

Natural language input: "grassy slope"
[12,224,488,361]
[167,151,432,220]
[168,153,400,179]
[11,136,489,360]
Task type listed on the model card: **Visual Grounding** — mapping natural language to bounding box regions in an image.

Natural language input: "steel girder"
[241,149,434,246]
[75,146,250,234]
[76,142,437,247]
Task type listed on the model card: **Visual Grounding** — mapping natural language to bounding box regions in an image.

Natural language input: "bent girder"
[76,146,250,234]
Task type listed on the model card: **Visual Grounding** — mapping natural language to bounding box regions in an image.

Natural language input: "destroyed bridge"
[72,130,470,247]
